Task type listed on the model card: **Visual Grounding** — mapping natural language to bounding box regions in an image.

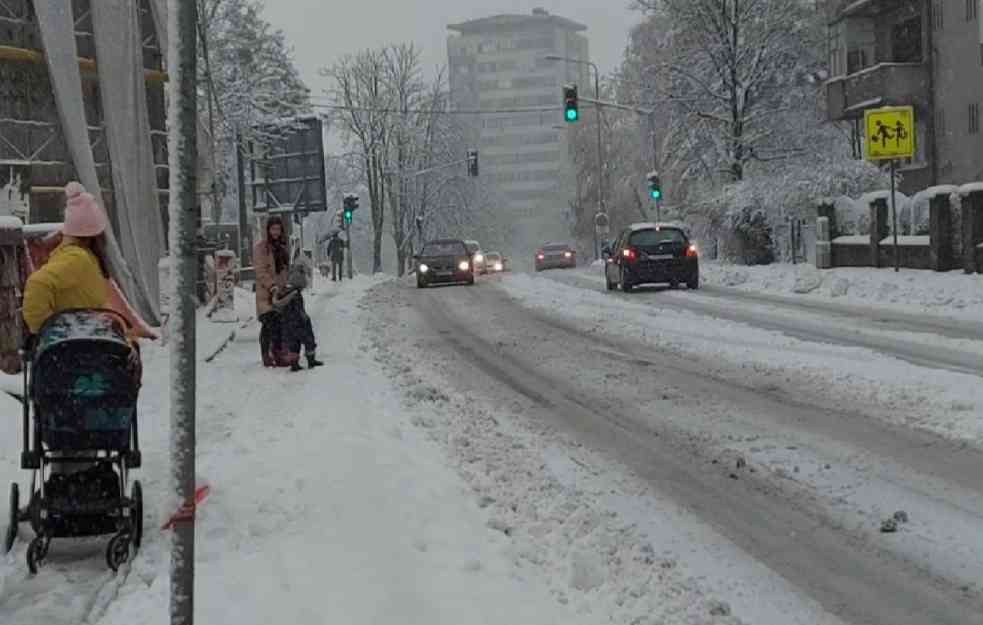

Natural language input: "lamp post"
[546,54,603,259]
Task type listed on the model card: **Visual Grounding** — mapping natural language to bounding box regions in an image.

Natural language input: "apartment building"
[447,9,590,248]
[826,0,983,193]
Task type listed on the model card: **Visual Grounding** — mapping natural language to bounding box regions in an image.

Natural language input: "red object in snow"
[161,483,211,531]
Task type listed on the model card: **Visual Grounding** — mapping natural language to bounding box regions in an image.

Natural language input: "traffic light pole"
[592,62,603,262]
[345,220,353,279]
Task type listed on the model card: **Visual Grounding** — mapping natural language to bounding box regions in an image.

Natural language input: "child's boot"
[307,353,324,368]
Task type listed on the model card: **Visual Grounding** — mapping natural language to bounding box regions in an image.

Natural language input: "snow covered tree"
[324,44,483,274]
[197,0,310,223]
[631,0,825,183]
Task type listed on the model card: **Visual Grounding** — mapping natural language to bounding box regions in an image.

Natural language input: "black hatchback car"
[603,223,699,292]
[415,239,475,288]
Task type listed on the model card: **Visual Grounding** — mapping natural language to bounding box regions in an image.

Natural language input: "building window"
[933,0,944,29]
[846,49,868,74]
[892,17,922,62]
[971,103,980,134]
[968,0,978,20]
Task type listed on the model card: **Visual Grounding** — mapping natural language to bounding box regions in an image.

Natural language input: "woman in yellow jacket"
[22,182,140,378]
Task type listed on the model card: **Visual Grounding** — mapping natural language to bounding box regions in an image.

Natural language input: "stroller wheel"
[4,482,18,554]
[131,481,143,550]
[106,532,131,572]
[26,534,48,574]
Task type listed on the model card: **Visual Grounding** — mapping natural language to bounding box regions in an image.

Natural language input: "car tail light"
[622,247,637,261]
[686,244,698,257]
[563,251,573,258]
[536,252,545,260]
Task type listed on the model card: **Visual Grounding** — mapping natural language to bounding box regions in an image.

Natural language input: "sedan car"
[534,243,576,271]
[415,239,475,288]
[464,240,487,275]
[484,252,504,273]
[603,223,699,292]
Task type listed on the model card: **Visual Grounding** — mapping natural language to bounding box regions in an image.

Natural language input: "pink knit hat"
[62,181,107,237]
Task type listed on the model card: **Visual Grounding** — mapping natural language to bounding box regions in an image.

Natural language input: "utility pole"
[170,1,197,624]
[236,134,249,266]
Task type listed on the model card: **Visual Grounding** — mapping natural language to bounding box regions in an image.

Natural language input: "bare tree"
[323,50,393,272]
[631,0,823,183]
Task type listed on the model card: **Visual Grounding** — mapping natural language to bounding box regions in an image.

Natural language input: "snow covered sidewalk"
[2,276,585,625]
[701,261,983,321]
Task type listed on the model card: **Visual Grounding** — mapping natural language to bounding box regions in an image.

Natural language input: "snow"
[959,181,983,194]
[700,261,983,321]
[1,276,593,625]
[879,235,929,246]
[0,216,23,230]
[499,272,983,445]
[831,235,869,245]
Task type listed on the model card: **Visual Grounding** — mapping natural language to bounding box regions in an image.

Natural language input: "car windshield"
[543,244,570,252]
[629,229,685,247]
[486,253,502,262]
[422,241,466,256]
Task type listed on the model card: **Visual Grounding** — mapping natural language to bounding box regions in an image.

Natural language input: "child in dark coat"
[272,264,323,372]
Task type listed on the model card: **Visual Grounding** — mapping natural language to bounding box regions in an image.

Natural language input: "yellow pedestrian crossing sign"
[864,106,915,160]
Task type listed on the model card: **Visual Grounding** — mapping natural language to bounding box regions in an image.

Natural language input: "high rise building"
[447,8,590,250]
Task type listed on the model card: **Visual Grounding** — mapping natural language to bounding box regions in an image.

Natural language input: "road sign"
[864,106,914,161]
[248,116,328,214]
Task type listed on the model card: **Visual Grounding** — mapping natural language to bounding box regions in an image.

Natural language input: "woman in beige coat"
[253,215,289,366]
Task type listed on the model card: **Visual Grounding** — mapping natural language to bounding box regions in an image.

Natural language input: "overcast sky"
[262,0,642,100]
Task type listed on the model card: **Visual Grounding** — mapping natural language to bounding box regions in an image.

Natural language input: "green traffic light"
[650,189,661,200]
[344,209,353,223]
[565,108,578,122]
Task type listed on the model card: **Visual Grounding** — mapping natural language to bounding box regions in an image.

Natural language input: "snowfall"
[0,260,981,625]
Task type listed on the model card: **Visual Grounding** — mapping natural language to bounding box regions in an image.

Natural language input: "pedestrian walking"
[253,215,290,367]
[327,234,346,282]
[273,263,323,372]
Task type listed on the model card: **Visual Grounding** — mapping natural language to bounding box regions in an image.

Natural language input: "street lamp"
[546,54,603,260]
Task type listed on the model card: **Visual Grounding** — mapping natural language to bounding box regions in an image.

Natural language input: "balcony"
[826,62,928,120]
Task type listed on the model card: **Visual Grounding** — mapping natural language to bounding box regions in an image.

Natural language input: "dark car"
[603,223,699,292]
[415,239,475,288]
[534,242,577,271]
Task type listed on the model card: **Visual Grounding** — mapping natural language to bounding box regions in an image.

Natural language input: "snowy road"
[367,275,983,625]
[545,270,983,377]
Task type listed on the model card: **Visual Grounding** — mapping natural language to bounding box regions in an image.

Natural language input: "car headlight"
[419,264,429,273]
[458,261,470,271]
[563,251,572,258]
[474,254,484,263]
[494,262,503,271]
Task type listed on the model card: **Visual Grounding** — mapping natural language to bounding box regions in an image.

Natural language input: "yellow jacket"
[23,242,108,334]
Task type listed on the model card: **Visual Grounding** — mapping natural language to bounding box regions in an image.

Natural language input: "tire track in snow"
[404,280,983,625]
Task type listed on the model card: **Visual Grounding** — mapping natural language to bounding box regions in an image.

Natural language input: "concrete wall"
[831,242,871,267]
[877,242,932,269]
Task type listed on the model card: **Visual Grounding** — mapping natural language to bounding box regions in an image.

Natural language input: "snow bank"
[701,261,983,321]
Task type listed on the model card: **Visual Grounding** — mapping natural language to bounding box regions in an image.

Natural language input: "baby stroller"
[3,308,143,574]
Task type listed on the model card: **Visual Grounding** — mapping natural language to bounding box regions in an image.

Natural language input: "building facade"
[825,0,983,192]
[447,9,590,251]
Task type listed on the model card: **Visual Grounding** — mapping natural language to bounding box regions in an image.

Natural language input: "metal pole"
[236,135,248,265]
[592,61,603,262]
[170,1,197,624]
[346,220,353,280]
[890,159,899,272]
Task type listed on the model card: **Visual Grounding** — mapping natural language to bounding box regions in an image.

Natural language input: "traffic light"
[467,149,479,177]
[343,193,359,225]
[563,84,579,122]
[646,171,662,200]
